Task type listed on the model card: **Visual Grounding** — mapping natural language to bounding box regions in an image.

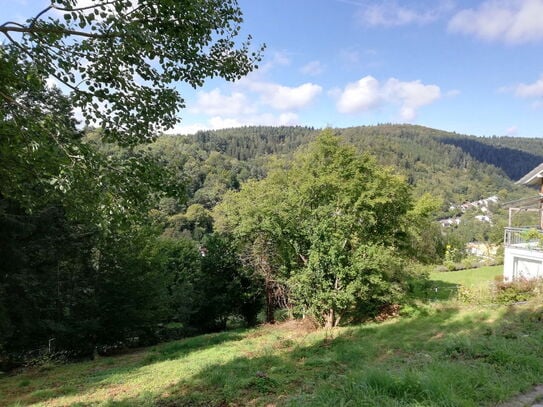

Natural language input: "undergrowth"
[1,267,543,407]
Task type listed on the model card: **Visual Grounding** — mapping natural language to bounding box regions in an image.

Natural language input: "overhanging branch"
[0,24,114,39]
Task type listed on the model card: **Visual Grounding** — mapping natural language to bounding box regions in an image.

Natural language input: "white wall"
[504,246,543,281]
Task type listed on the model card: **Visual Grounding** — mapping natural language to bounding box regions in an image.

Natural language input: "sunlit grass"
[1,265,542,406]
[430,265,503,288]
[418,265,504,301]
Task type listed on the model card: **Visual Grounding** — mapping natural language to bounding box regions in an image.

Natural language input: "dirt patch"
[430,332,445,340]
[497,385,543,407]
[274,319,317,335]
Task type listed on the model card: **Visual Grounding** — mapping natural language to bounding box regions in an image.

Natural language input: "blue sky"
[3,0,543,137]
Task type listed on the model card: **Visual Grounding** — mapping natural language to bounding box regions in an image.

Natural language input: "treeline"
[188,126,318,160]
[150,124,534,213]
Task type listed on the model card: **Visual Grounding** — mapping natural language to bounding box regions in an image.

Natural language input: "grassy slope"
[1,268,543,407]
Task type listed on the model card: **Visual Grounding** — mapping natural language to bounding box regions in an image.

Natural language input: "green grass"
[430,265,503,288]
[416,265,503,301]
[2,265,542,407]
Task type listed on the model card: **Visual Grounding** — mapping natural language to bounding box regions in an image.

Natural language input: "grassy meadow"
[1,265,543,406]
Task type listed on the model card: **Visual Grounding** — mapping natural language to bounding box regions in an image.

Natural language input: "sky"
[2,0,543,137]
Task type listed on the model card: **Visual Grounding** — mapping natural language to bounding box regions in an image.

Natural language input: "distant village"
[439,195,499,227]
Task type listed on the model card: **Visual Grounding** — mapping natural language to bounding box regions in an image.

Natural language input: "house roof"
[516,163,543,186]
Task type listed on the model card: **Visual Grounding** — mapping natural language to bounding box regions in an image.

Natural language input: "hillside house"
[503,163,543,281]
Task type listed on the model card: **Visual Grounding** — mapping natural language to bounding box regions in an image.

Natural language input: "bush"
[494,278,542,304]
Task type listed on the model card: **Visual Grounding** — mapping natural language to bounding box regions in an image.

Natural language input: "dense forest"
[146,124,535,212]
[2,0,543,371]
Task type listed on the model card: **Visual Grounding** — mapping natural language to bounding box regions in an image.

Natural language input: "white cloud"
[271,51,291,67]
[335,75,441,120]
[356,0,453,27]
[164,122,209,135]
[449,0,543,44]
[340,49,363,65]
[175,73,319,133]
[278,112,300,124]
[337,76,382,113]
[505,125,518,136]
[384,78,441,120]
[246,81,323,111]
[300,60,325,76]
[255,51,292,75]
[337,48,381,70]
[165,113,300,135]
[190,88,255,116]
[446,89,461,97]
[514,75,543,98]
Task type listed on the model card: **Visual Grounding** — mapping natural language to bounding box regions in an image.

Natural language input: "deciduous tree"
[1,0,263,144]
[216,131,421,327]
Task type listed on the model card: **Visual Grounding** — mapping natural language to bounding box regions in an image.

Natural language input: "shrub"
[494,278,542,304]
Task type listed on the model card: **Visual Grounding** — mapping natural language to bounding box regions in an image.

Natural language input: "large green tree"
[214,168,296,323]
[216,131,424,327]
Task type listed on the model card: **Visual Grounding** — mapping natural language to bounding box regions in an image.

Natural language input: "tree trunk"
[265,279,275,324]
[324,308,334,329]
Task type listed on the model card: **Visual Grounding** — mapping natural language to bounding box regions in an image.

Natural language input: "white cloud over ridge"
[336,76,441,120]
[207,113,299,129]
[246,81,323,111]
[165,112,300,135]
[449,0,543,44]
[174,70,321,135]
[336,76,382,113]
[190,88,255,116]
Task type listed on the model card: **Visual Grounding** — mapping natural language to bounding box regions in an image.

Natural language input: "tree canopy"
[215,131,424,327]
[0,0,264,366]
[0,0,264,144]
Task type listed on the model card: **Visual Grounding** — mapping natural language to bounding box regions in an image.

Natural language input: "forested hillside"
[148,124,536,213]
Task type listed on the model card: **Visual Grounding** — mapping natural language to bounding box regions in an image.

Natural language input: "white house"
[503,163,543,282]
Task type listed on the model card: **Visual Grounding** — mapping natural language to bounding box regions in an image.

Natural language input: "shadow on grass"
[3,304,543,406]
[409,278,460,302]
[142,329,247,363]
[151,304,543,407]
[0,329,246,406]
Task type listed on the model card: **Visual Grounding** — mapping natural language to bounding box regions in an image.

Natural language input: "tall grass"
[1,266,543,406]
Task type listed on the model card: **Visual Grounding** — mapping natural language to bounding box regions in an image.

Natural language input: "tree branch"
[0,21,25,28]
[51,1,117,12]
[29,5,53,28]
[0,25,114,39]
[0,89,24,107]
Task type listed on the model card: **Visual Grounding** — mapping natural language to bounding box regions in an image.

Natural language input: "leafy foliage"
[0,0,262,364]
[216,131,424,327]
[0,0,264,144]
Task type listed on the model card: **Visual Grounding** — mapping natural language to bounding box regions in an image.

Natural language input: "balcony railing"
[504,227,543,251]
